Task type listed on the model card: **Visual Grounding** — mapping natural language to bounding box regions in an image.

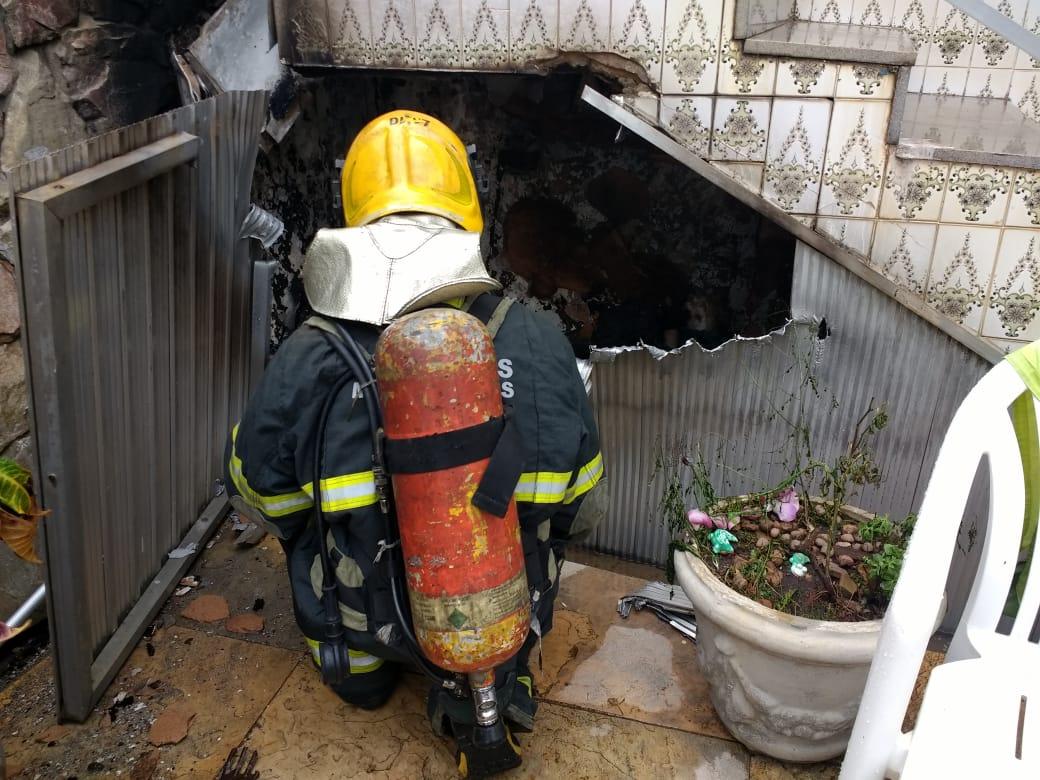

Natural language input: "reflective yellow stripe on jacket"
[305,638,385,673]
[563,452,604,504]
[228,425,379,517]
[515,452,604,505]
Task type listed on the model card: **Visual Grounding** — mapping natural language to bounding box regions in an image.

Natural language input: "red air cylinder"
[374,308,529,673]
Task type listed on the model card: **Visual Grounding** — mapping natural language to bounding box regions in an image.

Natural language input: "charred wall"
[252,70,795,352]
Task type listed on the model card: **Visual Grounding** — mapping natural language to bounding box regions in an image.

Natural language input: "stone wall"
[0,0,219,616]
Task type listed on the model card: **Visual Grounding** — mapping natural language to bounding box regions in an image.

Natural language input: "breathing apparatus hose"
[312,373,353,684]
[317,323,456,689]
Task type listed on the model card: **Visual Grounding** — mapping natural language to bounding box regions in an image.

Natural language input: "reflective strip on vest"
[229,425,379,516]
[229,425,313,517]
[305,638,385,673]
[563,452,604,505]
[514,469,572,504]
[301,471,379,512]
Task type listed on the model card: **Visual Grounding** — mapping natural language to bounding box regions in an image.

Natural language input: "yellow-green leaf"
[0,460,31,516]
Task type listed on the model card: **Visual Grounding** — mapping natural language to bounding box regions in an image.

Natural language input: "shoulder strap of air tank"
[465,294,514,339]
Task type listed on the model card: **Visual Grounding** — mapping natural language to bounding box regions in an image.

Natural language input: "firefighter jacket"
[226,294,606,663]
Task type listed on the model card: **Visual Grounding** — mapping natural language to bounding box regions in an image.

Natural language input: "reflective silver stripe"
[515,470,572,503]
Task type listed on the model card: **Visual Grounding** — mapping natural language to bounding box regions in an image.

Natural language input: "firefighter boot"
[504,666,537,733]
[453,721,522,778]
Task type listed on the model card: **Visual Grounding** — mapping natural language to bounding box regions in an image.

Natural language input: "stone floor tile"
[0,627,300,778]
[539,564,732,741]
[749,756,840,779]
[242,664,749,779]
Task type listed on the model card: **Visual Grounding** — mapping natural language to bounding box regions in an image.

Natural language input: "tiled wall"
[284,0,1040,353]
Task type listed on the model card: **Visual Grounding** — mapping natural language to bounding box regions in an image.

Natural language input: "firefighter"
[226,110,606,776]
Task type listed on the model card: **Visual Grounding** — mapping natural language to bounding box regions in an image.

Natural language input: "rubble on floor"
[0,517,856,778]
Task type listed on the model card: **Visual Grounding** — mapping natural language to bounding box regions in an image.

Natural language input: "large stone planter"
[673,549,882,762]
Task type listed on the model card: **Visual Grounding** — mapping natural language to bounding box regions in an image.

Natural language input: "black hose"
[319,326,454,687]
[313,374,352,655]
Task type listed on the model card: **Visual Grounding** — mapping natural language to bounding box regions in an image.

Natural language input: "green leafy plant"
[0,457,46,564]
[858,514,893,543]
[864,543,905,596]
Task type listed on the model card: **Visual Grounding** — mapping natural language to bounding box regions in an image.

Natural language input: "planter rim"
[674,550,882,664]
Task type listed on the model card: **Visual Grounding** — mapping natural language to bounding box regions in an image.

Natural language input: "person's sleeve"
[224,334,324,542]
[550,363,607,545]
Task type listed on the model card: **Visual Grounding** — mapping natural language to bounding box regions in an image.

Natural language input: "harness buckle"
[373,538,399,563]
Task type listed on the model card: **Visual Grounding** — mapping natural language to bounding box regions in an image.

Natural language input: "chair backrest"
[841,359,1039,780]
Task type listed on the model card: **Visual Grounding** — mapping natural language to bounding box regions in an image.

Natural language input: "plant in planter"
[656,358,926,762]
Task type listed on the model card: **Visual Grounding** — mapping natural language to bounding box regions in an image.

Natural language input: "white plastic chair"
[840,359,1040,780]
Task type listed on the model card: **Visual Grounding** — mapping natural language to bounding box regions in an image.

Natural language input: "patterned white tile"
[880,157,949,220]
[511,0,558,63]
[370,0,418,67]
[812,0,854,23]
[660,95,714,156]
[835,64,897,98]
[621,91,661,124]
[1016,0,1040,68]
[661,0,724,94]
[971,0,1027,69]
[1010,70,1040,122]
[964,68,1012,98]
[463,0,509,68]
[819,99,889,218]
[611,0,666,85]
[985,336,1034,354]
[870,221,938,297]
[908,65,926,91]
[1007,170,1040,226]
[326,0,374,65]
[763,98,831,213]
[710,161,765,194]
[288,0,332,58]
[940,165,1014,224]
[921,66,968,95]
[559,0,609,52]
[717,42,777,95]
[893,0,940,66]
[926,224,1001,332]
[927,2,977,69]
[415,0,462,67]
[817,217,876,257]
[851,0,897,25]
[981,228,1040,340]
[710,97,771,161]
[774,59,838,96]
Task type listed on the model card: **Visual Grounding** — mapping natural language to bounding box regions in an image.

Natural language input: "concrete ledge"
[744,21,918,65]
[897,93,1040,170]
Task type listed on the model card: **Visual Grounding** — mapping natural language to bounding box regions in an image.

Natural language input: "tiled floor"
[0,518,845,778]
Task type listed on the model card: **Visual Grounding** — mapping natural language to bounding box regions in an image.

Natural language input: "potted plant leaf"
[0,458,47,643]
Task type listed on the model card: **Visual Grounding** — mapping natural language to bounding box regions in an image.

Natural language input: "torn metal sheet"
[188,0,282,94]
[618,581,697,641]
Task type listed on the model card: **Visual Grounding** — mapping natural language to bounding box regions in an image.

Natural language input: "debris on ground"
[618,581,697,641]
[147,703,196,746]
[129,749,161,780]
[168,542,198,559]
[226,614,264,634]
[33,723,69,744]
[217,746,260,779]
[180,594,230,623]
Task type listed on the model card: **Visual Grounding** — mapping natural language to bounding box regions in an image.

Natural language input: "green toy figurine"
[708,528,738,554]
[789,552,810,577]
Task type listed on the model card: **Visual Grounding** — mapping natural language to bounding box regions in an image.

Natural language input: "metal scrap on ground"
[618,581,698,641]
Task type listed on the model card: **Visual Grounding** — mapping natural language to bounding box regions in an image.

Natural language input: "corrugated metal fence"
[587,242,992,628]
[10,91,268,720]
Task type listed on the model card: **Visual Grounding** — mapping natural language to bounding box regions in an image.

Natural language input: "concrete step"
[743,21,918,66]
[896,92,1040,170]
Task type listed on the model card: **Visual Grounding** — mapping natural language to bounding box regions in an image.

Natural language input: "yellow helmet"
[341,110,483,233]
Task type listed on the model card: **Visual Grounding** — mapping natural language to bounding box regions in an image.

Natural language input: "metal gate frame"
[10,91,268,721]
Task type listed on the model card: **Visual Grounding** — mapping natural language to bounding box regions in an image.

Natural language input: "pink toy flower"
[774,487,800,523]
[687,509,734,530]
